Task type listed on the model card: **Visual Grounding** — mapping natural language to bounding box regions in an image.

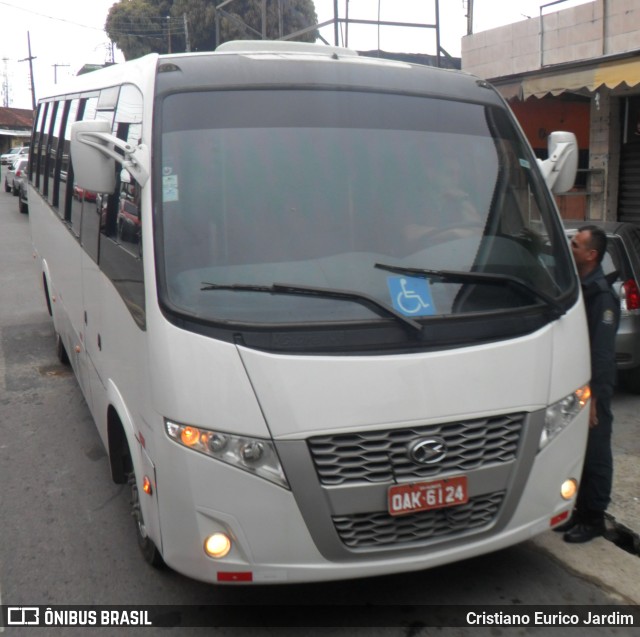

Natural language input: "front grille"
[308,414,524,486]
[333,491,505,548]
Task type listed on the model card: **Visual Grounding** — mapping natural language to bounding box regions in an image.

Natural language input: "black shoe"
[563,522,605,544]
[553,513,579,533]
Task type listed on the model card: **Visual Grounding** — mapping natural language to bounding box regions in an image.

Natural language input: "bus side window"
[41,102,59,199]
[30,103,46,187]
[70,96,97,237]
[115,174,142,254]
[99,169,145,329]
[48,102,66,206]
[35,103,51,192]
[98,85,146,328]
[60,99,81,223]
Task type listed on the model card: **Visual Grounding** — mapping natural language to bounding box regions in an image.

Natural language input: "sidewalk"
[608,389,640,538]
[532,388,640,604]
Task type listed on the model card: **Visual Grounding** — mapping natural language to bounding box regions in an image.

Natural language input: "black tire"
[56,333,70,366]
[4,179,10,193]
[42,275,53,317]
[19,198,28,214]
[128,472,165,568]
[620,366,640,394]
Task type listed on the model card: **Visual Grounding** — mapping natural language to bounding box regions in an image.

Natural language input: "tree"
[105,0,173,60]
[106,0,318,60]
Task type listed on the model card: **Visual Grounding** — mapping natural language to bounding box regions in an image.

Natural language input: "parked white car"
[4,157,27,194]
[1,145,29,166]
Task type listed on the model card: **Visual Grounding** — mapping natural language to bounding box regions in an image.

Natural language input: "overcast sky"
[1,0,592,110]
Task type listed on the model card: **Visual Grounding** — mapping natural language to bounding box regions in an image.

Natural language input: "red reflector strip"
[623,279,640,310]
[550,510,570,527]
[217,572,253,582]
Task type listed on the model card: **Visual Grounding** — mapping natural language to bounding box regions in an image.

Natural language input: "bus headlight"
[539,384,590,450]
[165,420,289,489]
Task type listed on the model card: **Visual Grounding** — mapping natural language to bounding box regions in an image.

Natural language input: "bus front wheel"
[128,471,165,568]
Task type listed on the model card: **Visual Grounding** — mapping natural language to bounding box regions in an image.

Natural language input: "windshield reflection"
[158,90,573,327]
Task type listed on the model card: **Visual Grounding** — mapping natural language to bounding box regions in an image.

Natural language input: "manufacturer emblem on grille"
[408,437,447,465]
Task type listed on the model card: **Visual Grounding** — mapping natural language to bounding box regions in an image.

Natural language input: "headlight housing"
[165,420,289,489]
[539,384,590,450]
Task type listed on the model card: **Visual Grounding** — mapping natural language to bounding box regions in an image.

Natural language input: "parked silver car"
[564,220,640,393]
[4,156,28,196]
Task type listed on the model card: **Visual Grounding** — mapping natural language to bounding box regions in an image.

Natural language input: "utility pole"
[465,0,474,35]
[107,41,115,64]
[2,58,9,108]
[277,0,283,40]
[18,31,37,111]
[166,16,172,53]
[435,0,441,67]
[183,13,191,52]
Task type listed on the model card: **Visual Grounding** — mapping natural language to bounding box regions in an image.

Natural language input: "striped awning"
[0,128,31,138]
[494,56,640,100]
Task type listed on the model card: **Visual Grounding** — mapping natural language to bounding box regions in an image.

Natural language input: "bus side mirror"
[70,120,117,194]
[537,131,578,194]
[71,120,149,192]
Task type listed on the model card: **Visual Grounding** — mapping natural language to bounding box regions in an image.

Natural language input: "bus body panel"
[234,315,588,438]
[145,316,272,439]
[151,406,588,583]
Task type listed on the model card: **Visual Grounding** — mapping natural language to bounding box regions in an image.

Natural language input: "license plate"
[388,476,468,516]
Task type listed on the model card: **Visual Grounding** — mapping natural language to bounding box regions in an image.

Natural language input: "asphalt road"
[0,188,638,636]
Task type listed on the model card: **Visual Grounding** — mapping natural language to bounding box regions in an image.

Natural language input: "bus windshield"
[157,90,575,330]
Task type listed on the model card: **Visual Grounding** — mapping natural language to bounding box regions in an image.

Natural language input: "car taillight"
[15,169,22,177]
[621,279,640,311]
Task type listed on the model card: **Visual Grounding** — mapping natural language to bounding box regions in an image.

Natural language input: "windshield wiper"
[200,281,423,333]
[374,263,565,318]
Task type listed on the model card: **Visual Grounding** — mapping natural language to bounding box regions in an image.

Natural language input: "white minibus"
[28,41,589,584]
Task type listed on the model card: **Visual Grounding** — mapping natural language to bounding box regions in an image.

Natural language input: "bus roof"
[39,41,501,108]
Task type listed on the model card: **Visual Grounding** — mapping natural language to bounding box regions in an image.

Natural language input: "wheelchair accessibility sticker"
[387,275,435,317]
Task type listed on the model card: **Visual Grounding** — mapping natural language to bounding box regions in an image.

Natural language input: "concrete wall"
[462,0,640,79]
[461,0,638,222]
[588,91,622,221]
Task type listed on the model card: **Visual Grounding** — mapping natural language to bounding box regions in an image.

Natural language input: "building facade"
[0,107,33,154]
[462,0,640,223]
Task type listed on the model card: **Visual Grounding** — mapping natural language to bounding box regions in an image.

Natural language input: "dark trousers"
[576,399,613,517]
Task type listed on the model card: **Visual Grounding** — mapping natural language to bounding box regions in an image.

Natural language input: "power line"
[0,2,188,53]
[0,1,183,37]
[0,0,107,32]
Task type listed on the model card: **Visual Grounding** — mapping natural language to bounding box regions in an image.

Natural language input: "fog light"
[561,478,578,500]
[204,533,231,558]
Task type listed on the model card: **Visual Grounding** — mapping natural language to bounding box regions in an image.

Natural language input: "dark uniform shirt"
[577,264,620,514]
[581,264,620,402]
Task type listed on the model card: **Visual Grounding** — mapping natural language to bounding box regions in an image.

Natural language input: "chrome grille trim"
[333,492,505,548]
[308,414,524,486]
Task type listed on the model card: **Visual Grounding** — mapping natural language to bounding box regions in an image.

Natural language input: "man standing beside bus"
[560,225,620,543]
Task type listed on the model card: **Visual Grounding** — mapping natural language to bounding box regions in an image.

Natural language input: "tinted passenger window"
[48,102,67,206]
[60,99,80,221]
[100,169,145,328]
[99,85,145,329]
[36,103,52,191]
[31,104,46,184]
[70,97,98,236]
